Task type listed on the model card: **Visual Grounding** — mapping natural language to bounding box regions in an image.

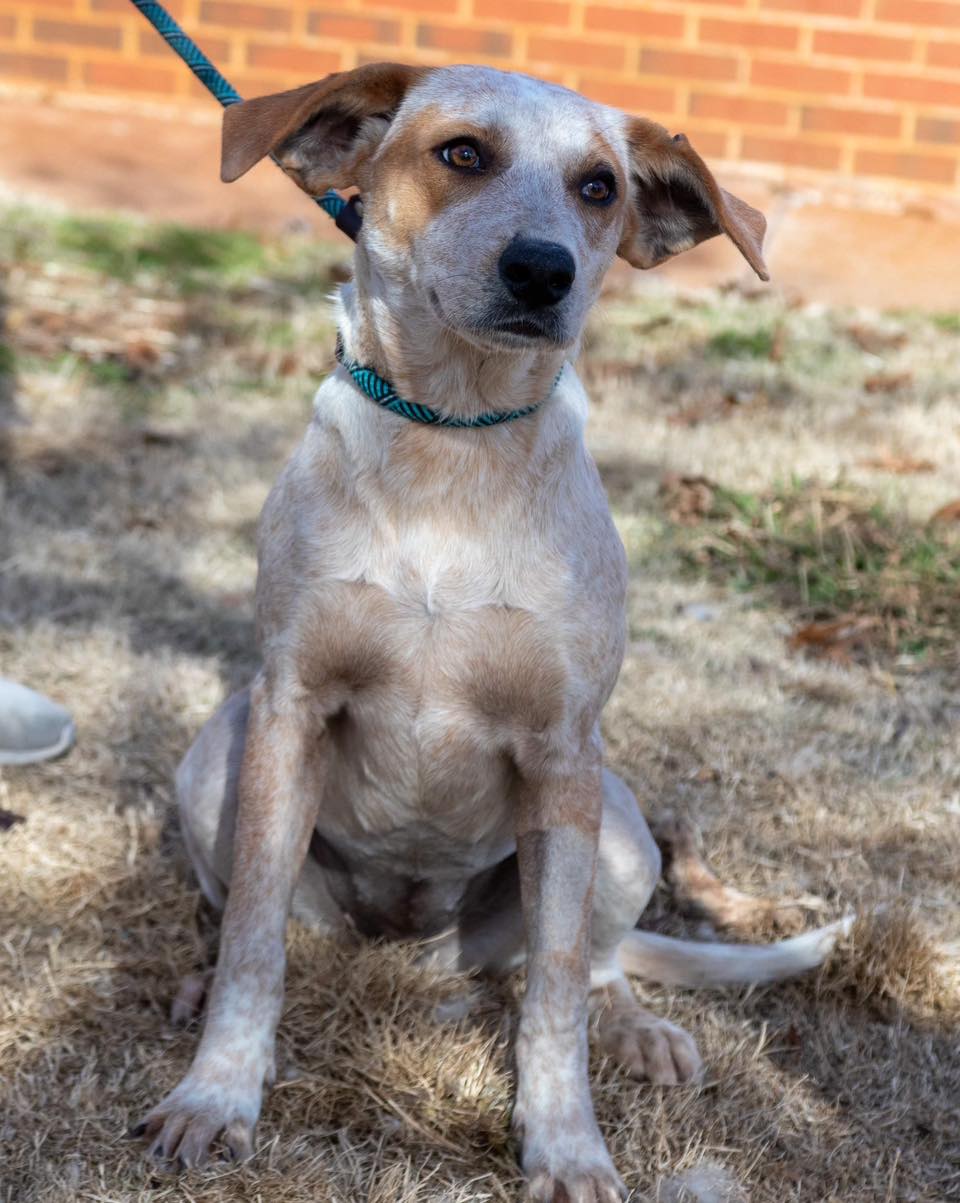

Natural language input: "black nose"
[498,238,576,309]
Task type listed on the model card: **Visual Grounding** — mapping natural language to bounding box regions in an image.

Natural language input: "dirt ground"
[1,205,959,1203]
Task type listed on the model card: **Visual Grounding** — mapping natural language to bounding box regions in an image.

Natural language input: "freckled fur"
[141,62,840,1201]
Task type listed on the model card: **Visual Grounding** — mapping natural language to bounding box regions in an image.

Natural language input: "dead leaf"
[632,314,672,334]
[659,474,716,523]
[857,452,935,474]
[846,323,908,354]
[929,499,960,524]
[135,424,188,446]
[123,339,161,371]
[788,615,881,663]
[667,391,767,428]
[864,371,912,394]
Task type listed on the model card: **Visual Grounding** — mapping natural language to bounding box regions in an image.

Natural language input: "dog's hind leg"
[588,770,704,1084]
[176,687,345,932]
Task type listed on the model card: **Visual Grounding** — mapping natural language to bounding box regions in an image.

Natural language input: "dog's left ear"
[220,61,429,193]
[618,118,769,281]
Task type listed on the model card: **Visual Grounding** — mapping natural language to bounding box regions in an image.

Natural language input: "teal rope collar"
[335,336,557,429]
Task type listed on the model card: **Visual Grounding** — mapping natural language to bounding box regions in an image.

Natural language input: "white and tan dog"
[136,63,850,1201]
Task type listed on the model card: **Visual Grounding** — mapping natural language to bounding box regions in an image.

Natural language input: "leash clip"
[335,196,364,242]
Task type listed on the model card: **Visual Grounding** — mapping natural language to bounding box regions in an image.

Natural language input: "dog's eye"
[440,141,483,171]
[580,174,615,205]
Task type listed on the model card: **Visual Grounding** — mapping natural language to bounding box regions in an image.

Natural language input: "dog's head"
[222,63,767,353]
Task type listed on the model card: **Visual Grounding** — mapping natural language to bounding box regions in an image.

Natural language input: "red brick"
[85,60,177,92]
[751,58,851,95]
[306,12,401,43]
[199,1,289,31]
[472,0,570,25]
[10,0,79,9]
[812,30,913,60]
[140,29,231,60]
[579,76,676,114]
[641,48,738,82]
[855,148,957,182]
[585,5,684,37]
[742,134,842,170]
[700,17,798,51]
[247,43,341,74]
[529,34,624,70]
[33,17,122,48]
[876,0,960,25]
[927,42,960,69]
[372,0,457,10]
[761,0,861,12]
[679,127,728,158]
[197,72,280,98]
[0,14,16,38]
[0,50,68,81]
[691,92,789,126]
[91,0,183,11]
[417,23,512,56]
[802,105,901,137]
[865,72,960,108]
[916,115,960,144]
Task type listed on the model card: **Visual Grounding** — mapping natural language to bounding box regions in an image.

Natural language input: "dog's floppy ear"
[618,118,769,281]
[221,61,429,192]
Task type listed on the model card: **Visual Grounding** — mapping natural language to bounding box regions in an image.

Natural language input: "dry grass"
[1,209,959,1203]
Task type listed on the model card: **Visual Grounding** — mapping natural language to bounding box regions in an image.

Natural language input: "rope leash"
[126,0,361,241]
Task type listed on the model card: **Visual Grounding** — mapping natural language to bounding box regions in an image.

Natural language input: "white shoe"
[0,678,75,765]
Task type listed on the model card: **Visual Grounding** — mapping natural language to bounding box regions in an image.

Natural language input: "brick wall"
[1,0,959,193]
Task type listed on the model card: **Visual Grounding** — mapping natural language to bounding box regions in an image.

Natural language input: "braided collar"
[335,335,558,429]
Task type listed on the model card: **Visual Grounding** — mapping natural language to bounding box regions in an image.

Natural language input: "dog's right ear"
[220,62,429,193]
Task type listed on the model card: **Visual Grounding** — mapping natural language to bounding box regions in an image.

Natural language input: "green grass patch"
[0,206,347,300]
[932,312,960,334]
[53,216,266,285]
[706,326,777,359]
[666,477,960,658]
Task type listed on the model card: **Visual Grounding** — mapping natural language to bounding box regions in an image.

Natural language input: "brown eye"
[581,175,614,204]
[441,142,483,171]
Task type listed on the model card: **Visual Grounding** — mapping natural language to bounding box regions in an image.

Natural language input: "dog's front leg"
[137,674,324,1168]
[513,748,626,1203]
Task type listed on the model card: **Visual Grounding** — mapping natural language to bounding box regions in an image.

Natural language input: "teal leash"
[126,0,361,240]
[335,337,560,428]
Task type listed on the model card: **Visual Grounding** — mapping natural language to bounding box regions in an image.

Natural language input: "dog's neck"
[337,258,569,425]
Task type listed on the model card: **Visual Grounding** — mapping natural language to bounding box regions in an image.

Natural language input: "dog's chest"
[302,519,574,845]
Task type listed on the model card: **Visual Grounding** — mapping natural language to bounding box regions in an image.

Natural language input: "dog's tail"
[619,915,854,988]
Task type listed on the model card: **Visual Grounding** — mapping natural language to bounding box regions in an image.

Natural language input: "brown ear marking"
[619,117,769,282]
[220,61,429,190]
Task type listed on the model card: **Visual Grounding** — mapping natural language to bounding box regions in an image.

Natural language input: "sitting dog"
[136,63,850,1200]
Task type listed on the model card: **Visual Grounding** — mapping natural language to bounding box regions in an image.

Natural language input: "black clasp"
[335,195,364,242]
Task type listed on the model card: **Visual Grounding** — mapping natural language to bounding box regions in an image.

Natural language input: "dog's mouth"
[474,303,571,350]
[427,289,571,351]
[494,316,563,341]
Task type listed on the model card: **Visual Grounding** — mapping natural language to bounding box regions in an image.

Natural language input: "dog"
[135,63,851,1200]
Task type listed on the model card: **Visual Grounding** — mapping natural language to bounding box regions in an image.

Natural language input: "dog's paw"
[133,1073,261,1169]
[597,1006,703,1085]
[525,1165,626,1203]
[518,1107,626,1203]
